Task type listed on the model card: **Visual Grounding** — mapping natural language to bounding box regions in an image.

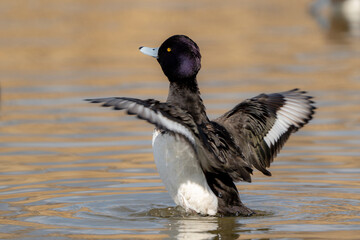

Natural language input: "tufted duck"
[86,35,315,216]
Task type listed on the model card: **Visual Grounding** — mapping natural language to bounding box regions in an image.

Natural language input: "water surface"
[0,0,360,239]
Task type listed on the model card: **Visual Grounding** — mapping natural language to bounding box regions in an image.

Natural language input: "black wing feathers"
[201,122,253,182]
[215,89,315,177]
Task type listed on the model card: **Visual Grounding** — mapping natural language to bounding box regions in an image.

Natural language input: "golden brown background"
[0,0,359,239]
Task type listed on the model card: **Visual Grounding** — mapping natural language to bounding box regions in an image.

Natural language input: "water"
[1,0,360,239]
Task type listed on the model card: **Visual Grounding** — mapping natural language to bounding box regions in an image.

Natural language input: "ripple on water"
[1,0,360,239]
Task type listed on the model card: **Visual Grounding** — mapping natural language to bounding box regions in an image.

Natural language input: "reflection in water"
[147,203,272,239]
[148,207,255,239]
[165,212,273,240]
[168,216,242,240]
[0,0,360,239]
[170,217,221,240]
[310,0,360,40]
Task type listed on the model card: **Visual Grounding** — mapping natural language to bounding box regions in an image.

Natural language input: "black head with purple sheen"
[156,35,201,82]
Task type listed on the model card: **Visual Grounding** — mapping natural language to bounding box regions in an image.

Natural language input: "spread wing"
[214,89,316,176]
[86,97,252,182]
[85,97,199,150]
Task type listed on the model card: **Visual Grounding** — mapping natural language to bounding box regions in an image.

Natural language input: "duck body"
[152,129,218,215]
[87,35,315,216]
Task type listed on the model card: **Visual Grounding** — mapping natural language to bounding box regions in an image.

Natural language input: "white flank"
[152,129,218,216]
[264,96,311,148]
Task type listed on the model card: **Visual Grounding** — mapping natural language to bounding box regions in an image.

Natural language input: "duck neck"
[167,78,208,125]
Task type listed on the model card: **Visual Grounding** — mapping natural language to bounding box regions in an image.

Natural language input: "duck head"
[139,35,201,82]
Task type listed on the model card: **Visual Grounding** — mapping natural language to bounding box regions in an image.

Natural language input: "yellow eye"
[167,47,171,52]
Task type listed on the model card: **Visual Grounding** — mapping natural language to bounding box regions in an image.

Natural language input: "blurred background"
[0,0,359,239]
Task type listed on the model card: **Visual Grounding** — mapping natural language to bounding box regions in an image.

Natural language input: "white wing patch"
[87,97,197,147]
[156,111,196,147]
[264,95,313,148]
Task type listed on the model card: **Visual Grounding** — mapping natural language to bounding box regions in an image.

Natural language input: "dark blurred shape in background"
[310,0,360,41]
